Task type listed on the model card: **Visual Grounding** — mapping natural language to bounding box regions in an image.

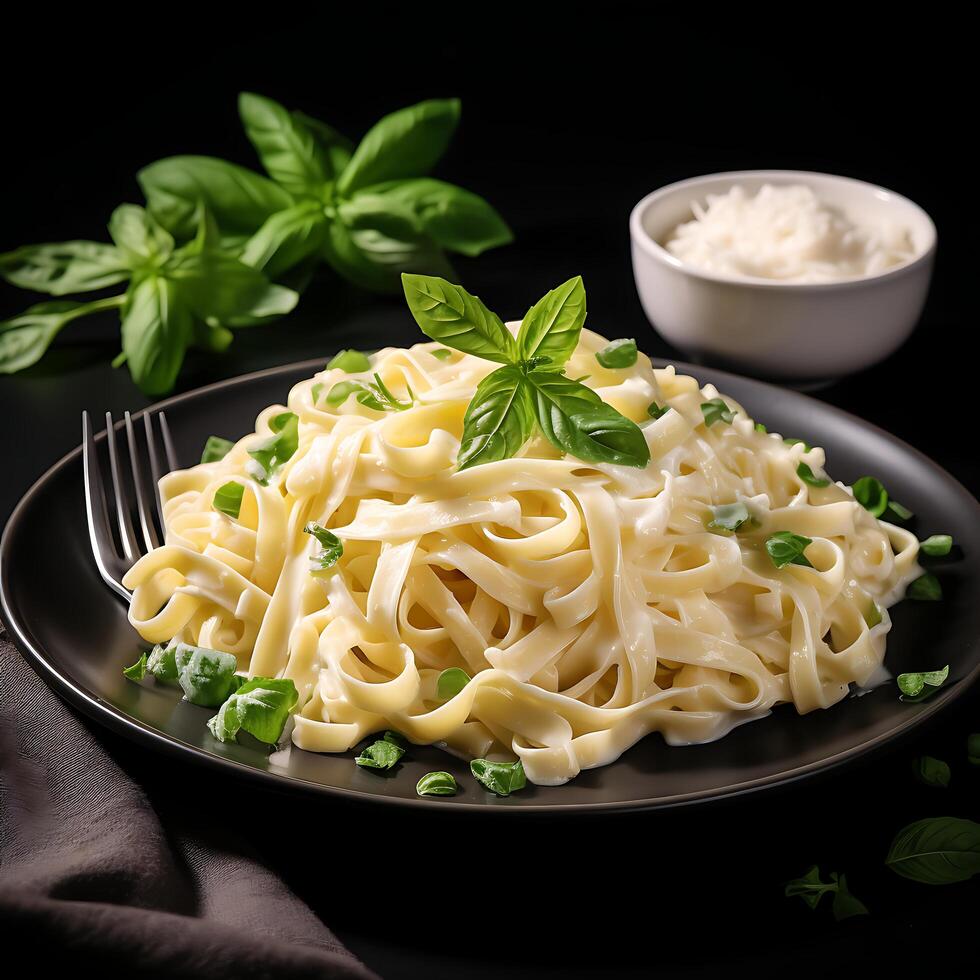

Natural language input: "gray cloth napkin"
[0,629,378,979]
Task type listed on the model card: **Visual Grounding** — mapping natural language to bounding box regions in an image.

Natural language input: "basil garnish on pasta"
[707,502,753,533]
[247,411,299,482]
[796,462,829,487]
[647,402,670,420]
[700,398,734,427]
[304,522,343,572]
[213,481,245,519]
[437,667,470,700]
[201,435,234,463]
[595,338,637,369]
[326,349,371,372]
[765,531,813,569]
[470,758,526,796]
[851,475,912,522]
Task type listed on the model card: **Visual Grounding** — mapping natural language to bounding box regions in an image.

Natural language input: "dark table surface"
[2,11,976,975]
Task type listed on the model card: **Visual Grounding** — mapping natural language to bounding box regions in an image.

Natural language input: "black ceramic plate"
[2,359,978,812]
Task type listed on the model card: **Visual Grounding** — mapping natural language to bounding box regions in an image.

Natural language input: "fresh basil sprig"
[897,664,949,702]
[784,866,869,920]
[403,274,650,471]
[885,817,980,884]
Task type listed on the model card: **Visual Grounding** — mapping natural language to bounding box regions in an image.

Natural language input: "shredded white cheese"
[664,184,914,283]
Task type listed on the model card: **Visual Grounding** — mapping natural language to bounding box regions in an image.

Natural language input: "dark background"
[1,8,976,976]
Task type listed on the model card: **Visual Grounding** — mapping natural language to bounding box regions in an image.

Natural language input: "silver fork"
[82,409,178,601]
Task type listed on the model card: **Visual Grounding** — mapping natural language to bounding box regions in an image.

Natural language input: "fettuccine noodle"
[123,328,920,785]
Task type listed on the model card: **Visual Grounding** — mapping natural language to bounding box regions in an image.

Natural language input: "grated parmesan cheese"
[664,184,914,283]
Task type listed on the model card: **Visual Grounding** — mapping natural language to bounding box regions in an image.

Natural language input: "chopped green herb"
[897,664,949,702]
[213,481,245,519]
[920,534,953,557]
[311,382,323,404]
[968,734,980,766]
[355,733,406,770]
[123,652,148,680]
[863,601,882,629]
[470,758,526,796]
[647,402,670,420]
[595,338,637,369]
[886,817,980,884]
[701,398,735,427]
[783,437,811,451]
[886,500,914,521]
[766,531,813,569]
[431,348,454,361]
[913,755,951,788]
[907,572,942,601]
[707,502,753,533]
[326,349,371,372]
[201,435,234,463]
[797,462,829,487]
[754,422,767,434]
[437,667,470,700]
[247,411,299,482]
[327,374,412,412]
[207,677,298,745]
[304,521,343,572]
[784,866,868,921]
[146,639,179,682]
[416,771,459,797]
[851,476,910,521]
[174,643,242,707]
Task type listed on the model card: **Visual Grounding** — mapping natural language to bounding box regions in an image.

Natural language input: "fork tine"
[82,411,130,601]
[105,411,141,563]
[158,411,178,471]
[144,412,168,531]
[124,411,160,553]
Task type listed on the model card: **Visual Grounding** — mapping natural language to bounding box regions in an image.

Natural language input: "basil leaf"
[146,640,179,682]
[914,755,951,788]
[784,437,811,451]
[123,653,148,681]
[173,643,241,707]
[432,348,453,361]
[304,521,343,571]
[355,737,406,770]
[311,382,324,404]
[247,411,299,482]
[121,276,192,396]
[595,338,637,369]
[968,734,980,766]
[437,667,471,700]
[359,178,512,257]
[755,422,768,434]
[337,98,461,195]
[765,531,813,569]
[326,375,412,413]
[701,398,735,427]
[707,502,752,532]
[327,349,372,372]
[515,276,586,367]
[239,200,327,280]
[527,371,650,468]
[0,297,123,375]
[470,758,526,796]
[201,436,234,464]
[886,817,980,884]
[863,601,882,629]
[797,462,829,487]
[648,402,670,420]
[108,204,174,266]
[784,867,867,920]
[920,534,953,557]
[907,572,942,601]
[897,664,949,701]
[138,155,294,240]
[0,241,130,295]
[458,365,534,469]
[292,110,354,179]
[852,476,888,517]
[207,677,298,745]
[402,273,517,363]
[830,875,869,921]
[213,481,245,519]
[416,771,459,797]
[238,92,328,197]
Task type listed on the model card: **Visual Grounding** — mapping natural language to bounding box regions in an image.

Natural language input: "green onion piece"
[174,643,242,707]
[707,502,752,532]
[304,521,343,572]
[797,462,829,487]
[919,534,953,557]
[355,734,406,770]
[123,652,148,681]
[431,348,454,361]
[863,601,882,629]
[327,349,372,372]
[968,734,980,766]
[886,500,914,521]
[766,531,813,569]
[470,758,526,796]
[595,338,637,369]
[437,667,471,700]
[201,435,234,463]
[213,481,245,519]
[416,771,459,796]
[897,664,949,702]
[754,422,767,434]
[851,476,888,517]
[247,412,299,483]
[701,398,734,427]
[647,402,670,420]
[207,677,298,745]
[913,755,951,788]
[326,380,361,407]
[907,572,942,601]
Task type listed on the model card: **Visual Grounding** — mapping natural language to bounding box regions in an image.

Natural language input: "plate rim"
[2,356,978,814]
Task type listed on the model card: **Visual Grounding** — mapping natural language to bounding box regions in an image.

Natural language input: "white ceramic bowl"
[629,170,936,381]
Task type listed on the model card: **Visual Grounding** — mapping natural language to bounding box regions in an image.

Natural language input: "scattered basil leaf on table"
[897,665,949,702]
[437,668,471,700]
[906,572,942,601]
[766,532,813,569]
[707,502,753,533]
[797,462,829,487]
[201,435,235,463]
[701,398,735,427]
[885,817,980,884]
[207,677,298,745]
[913,755,951,788]
[784,866,868,920]
[968,734,980,766]
[304,522,344,572]
[327,348,372,372]
[595,337,637,369]
[470,758,526,796]
[213,482,245,519]
[416,771,459,797]
[919,534,953,557]
[647,402,670,420]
